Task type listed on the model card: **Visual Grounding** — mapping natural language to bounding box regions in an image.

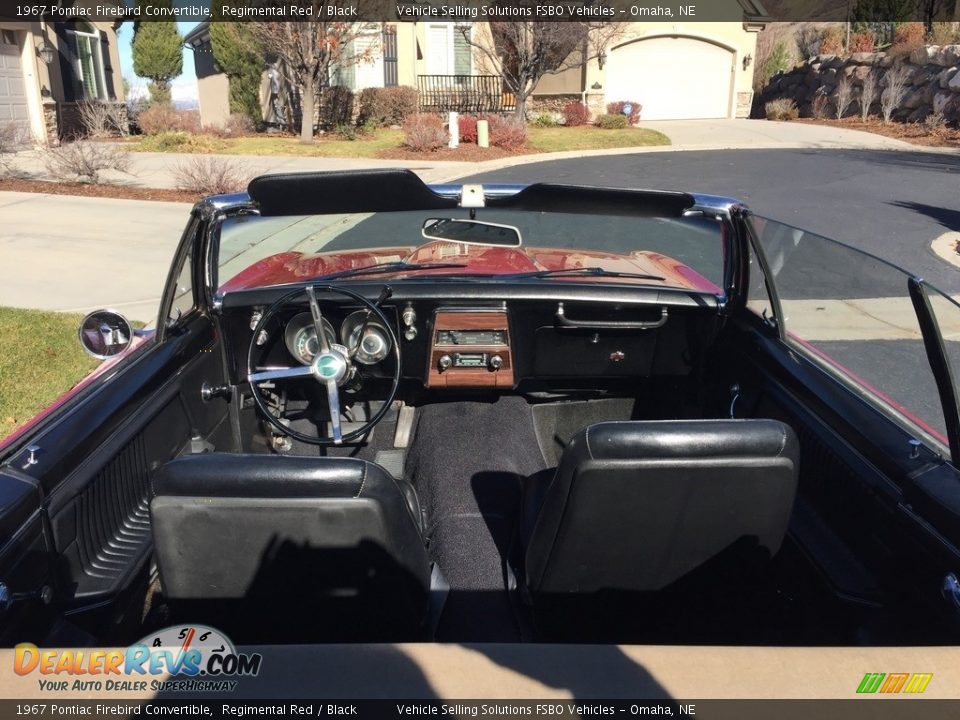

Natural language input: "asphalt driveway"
[463,148,960,294]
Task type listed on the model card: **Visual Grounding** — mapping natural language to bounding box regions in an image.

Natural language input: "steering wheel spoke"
[249,366,314,383]
[305,285,331,354]
[324,379,343,444]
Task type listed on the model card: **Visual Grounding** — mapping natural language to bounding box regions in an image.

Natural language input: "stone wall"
[755,45,960,123]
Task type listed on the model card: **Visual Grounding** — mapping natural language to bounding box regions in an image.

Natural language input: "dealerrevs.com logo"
[14,625,262,693]
[856,672,933,694]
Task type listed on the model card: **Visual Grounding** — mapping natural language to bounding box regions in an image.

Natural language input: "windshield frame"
[200,184,746,311]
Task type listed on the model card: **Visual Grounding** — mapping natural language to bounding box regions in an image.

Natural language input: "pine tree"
[209,19,264,123]
[131,3,183,105]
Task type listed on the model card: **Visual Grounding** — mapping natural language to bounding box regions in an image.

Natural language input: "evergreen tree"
[131,3,183,105]
[209,18,264,123]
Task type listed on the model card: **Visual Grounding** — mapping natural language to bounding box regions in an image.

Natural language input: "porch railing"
[417,75,516,114]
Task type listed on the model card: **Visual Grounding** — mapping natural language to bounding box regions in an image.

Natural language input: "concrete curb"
[931,231,960,270]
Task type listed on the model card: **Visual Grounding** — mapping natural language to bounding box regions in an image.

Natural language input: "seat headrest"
[579,419,797,462]
[152,453,379,499]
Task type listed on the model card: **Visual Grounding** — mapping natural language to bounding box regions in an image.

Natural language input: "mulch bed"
[377,145,533,161]
[0,177,202,203]
[796,117,960,148]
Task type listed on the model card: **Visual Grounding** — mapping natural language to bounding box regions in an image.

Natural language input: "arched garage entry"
[605,36,735,120]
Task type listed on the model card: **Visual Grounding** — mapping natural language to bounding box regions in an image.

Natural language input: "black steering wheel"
[246,285,400,446]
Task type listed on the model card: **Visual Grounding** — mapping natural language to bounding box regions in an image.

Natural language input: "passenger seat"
[522,419,799,598]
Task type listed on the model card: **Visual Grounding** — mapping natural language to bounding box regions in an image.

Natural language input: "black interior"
[3,176,960,648]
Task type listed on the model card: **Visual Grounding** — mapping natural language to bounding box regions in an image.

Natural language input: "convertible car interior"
[2,169,960,648]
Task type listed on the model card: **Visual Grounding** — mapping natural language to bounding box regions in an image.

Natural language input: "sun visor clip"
[460,184,485,209]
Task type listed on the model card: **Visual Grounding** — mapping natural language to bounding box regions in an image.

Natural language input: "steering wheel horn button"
[312,350,348,385]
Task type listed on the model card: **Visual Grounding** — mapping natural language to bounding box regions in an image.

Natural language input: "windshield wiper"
[505,266,666,282]
[313,261,468,282]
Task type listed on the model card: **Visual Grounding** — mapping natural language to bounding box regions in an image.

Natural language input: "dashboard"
[225,287,722,398]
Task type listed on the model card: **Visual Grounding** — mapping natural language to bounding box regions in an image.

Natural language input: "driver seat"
[149,453,431,639]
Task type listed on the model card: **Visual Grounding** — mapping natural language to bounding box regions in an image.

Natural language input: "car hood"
[220,241,721,293]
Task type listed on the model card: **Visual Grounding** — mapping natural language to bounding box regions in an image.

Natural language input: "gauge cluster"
[281,310,392,366]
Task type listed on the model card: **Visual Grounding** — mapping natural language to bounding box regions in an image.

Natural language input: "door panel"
[0,311,231,620]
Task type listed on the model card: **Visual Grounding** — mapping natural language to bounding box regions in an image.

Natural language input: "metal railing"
[417,75,516,114]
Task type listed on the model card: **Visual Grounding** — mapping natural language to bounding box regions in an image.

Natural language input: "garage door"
[0,30,30,137]
[605,37,734,121]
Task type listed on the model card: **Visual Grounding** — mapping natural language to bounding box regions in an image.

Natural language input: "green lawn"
[126,125,669,158]
[528,126,670,152]
[130,130,405,157]
[0,307,97,440]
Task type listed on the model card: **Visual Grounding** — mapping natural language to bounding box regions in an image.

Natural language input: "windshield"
[216,208,724,294]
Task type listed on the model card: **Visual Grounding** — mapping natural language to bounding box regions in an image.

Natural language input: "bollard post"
[448,111,459,148]
[477,119,489,148]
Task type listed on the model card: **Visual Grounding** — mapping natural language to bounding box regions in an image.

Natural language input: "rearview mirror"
[421,218,522,247]
[78,310,134,360]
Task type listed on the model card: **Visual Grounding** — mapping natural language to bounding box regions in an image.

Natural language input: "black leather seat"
[150,453,431,637]
[523,419,799,598]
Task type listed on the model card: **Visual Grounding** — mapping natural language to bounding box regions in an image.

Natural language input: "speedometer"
[283,312,337,365]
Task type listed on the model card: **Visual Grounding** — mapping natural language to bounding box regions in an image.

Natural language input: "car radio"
[428,310,514,388]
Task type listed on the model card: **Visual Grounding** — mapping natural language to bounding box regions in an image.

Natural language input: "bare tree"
[459,22,624,118]
[860,70,879,122]
[880,65,910,123]
[254,17,379,143]
[835,76,854,119]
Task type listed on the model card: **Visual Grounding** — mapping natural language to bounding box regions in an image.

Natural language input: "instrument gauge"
[284,312,337,365]
[342,310,392,365]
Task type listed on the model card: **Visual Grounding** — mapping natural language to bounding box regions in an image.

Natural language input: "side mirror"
[78,310,134,360]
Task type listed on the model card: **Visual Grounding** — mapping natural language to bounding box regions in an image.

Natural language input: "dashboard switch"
[438,354,453,371]
[489,354,504,371]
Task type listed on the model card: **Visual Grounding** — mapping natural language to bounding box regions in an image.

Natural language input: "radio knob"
[489,354,503,371]
[438,354,453,371]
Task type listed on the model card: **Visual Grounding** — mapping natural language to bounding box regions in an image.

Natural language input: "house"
[186,15,766,129]
[0,18,125,144]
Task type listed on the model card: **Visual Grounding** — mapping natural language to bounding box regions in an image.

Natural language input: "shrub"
[319,86,354,129]
[595,113,629,129]
[848,31,876,53]
[765,98,799,121]
[172,156,249,195]
[811,88,830,119]
[357,86,418,127]
[0,121,28,177]
[796,26,822,58]
[819,26,845,55]
[402,113,447,151]
[532,113,560,128]
[893,22,925,49]
[924,110,947,132]
[928,22,960,45]
[860,70,879,121]
[836,76,855,118]
[458,114,478,143]
[222,113,255,136]
[383,86,418,124]
[335,120,375,141]
[562,101,590,127]
[763,41,794,83]
[136,131,224,153]
[137,104,199,135]
[605,100,642,124]
[77,101,129,138]
[880,65,910,123]
[43,140,132,184]
[487,115,527,149]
